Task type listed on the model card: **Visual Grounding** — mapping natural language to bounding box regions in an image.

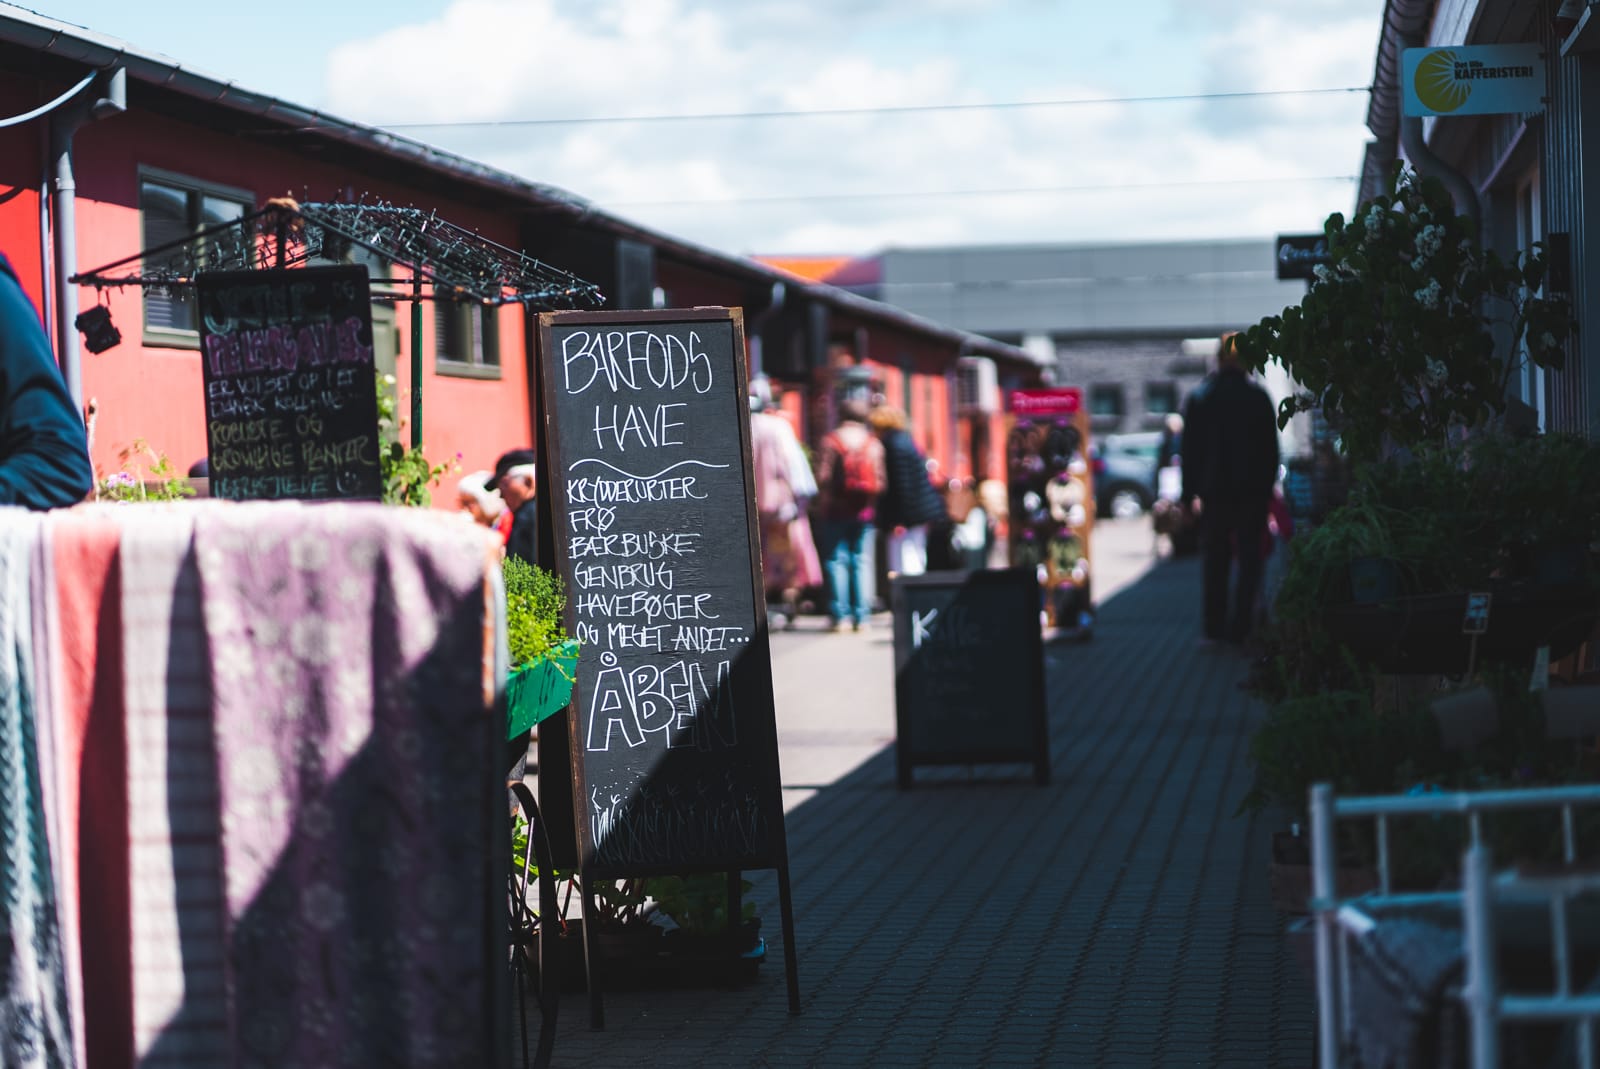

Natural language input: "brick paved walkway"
[528,537,1313,1067]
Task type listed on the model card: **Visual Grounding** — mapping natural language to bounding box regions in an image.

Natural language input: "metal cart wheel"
[508,780,558,1069]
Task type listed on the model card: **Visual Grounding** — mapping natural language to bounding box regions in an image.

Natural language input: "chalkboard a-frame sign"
[536,307,799,1019]
[891,567,1051,788]
[197,265,382,502]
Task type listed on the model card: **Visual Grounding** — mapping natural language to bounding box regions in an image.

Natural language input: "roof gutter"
[1362,0,1435,202]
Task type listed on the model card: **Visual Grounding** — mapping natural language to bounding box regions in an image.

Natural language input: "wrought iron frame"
[71,198,605,445]
[71,199,603,308]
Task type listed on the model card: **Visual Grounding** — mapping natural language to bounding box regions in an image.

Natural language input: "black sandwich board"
[891,567,1051,788]
[535,307,799,1024]
[196,265,381,501]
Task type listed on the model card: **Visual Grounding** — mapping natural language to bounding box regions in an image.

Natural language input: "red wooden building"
[0,8,1046,499]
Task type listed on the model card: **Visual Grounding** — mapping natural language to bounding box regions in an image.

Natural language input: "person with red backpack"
[814,397,887,633]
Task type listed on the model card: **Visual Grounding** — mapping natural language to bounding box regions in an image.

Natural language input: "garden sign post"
[536,307,799,1026]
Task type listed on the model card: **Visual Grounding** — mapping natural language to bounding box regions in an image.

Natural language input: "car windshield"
[1108,433,1161,459]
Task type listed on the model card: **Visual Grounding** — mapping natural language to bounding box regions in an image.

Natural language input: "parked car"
[1092,431,1162,518]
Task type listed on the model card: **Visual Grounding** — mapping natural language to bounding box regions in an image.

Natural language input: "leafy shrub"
[503,554,568,669]
[644,874,756,936]
[1238,167,1574,465]
[375,373,455,506]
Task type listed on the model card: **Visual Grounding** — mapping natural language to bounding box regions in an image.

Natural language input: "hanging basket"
[506,639,580,740]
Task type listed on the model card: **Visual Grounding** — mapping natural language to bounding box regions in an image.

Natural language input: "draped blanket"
[193,502,504,1068]
[17,500,505,1068]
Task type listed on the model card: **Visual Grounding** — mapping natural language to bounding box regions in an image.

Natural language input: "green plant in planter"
[1237,167,1575,465]
[1242,430,1600,837]
[1268,431,1600,634]
[503,555,569,669]
[502,555,577,739]
[1240,686,1448,818]
[644,873,756,938]
[96,439,195,502]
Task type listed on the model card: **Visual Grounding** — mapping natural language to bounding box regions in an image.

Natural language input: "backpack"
[828,431,884,498]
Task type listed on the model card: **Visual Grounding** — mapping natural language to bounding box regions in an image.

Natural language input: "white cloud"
[325,0,1384,256]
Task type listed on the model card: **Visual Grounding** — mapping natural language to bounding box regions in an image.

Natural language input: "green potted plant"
[646,873,764,981]
[1271,436,1600,675]
[1234,168,1600,894]
[96,439,196,502]
[502,555,579,740]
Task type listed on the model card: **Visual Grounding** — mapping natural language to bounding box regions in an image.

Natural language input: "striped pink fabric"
[31,501,506,1068]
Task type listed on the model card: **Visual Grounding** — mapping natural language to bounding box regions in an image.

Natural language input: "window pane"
[1089,384,1123,417]
[436,301,472,362]
[1144,382,1178,415]
[200,195,245,228]
[480,307,500,367]
[140,181,196,333]
[201,195,249,270]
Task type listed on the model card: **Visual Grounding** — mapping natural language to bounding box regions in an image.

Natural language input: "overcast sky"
[23,0,1384,258]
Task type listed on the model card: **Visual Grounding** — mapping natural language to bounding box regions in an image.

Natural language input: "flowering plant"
[96,439,195,502]
[1238,167,1575,464]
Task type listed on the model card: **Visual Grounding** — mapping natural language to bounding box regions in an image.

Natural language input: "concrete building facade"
[825,240,1313,450]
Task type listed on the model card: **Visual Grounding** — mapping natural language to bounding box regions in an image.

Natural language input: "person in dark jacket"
[869,405,947,577]
[486,448,538,566]
[1181,331,1280,645]
[0,253,92,510]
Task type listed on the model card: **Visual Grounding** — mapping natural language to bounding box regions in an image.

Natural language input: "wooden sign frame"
[890,567,1051,788]
[535,307,799,1024]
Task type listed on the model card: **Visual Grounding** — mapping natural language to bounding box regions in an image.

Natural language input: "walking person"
[486,448,538,566]
[456,470,508,535]
[1180,331,1280,646]
[814,397,886,633]
[748,378,822,629]
[869,404,946,578]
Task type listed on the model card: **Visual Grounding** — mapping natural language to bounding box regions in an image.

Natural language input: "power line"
[599,174,1362,209]
[380,85,1371,130]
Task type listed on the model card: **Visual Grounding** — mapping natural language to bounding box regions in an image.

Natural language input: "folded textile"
[0,506,73,1068]
[1346,914,1465,1069]
[193,502,505,1068]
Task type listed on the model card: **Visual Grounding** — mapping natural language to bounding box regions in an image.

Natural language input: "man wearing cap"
[488,448,538,565]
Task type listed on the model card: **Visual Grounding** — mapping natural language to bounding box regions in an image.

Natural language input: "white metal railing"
[1310,780,1600,1068]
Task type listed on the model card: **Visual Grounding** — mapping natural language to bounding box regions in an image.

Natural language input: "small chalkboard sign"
[197,265,381,501]
[891,567,1050,788]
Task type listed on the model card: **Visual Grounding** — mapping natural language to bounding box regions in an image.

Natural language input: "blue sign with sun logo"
[1403,43,1545,118]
